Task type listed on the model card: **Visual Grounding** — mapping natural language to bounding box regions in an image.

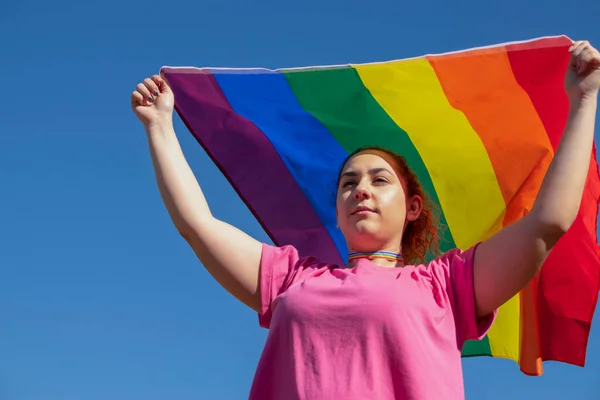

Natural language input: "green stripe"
[462,336,493,357]
[282,67,455,256]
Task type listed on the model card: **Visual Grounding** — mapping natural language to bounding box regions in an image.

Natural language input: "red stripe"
[507,37,600,372]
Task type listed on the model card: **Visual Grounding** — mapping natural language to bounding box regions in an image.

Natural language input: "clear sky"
[1,0,599,399]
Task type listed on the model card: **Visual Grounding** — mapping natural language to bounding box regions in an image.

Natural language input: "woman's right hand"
[131,74,174,127]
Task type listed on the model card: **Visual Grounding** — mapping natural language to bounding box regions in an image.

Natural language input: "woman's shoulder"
[261,242,343,271]
[417,243,481,284]
[428,243,480,264]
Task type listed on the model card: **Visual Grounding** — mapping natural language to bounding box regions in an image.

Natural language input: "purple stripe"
[162,70,343,264]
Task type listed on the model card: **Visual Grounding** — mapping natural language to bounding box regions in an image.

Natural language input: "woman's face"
[336,149,420,253]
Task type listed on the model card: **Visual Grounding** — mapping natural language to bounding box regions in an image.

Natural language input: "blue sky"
[1,0,599,398]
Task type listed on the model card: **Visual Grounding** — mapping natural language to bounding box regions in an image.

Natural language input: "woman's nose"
[353,186,371,200]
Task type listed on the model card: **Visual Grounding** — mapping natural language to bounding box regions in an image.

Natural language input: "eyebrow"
[340,167,394,178]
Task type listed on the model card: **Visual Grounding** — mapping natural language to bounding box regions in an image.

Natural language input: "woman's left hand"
[566,40,600,101]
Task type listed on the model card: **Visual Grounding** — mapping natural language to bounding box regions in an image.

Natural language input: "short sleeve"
[258,243,313,328]
[436,244,497,347]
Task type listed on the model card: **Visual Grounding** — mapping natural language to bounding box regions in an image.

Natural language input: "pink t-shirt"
[249,243,497,400]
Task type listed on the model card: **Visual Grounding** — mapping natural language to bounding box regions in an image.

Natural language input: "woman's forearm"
[145,118,213,235]
[531,95,597,239]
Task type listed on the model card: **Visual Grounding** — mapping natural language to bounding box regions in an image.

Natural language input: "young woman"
[131,41,600,399]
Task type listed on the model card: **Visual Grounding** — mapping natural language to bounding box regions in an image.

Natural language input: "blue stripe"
[213,70,349,261]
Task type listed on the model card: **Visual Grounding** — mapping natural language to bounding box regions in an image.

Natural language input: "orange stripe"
[519,273,543,375]
[427,48,554,220]
[427,47,555,373]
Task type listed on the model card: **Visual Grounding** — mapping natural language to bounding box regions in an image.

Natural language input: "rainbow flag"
[161,35,600,375]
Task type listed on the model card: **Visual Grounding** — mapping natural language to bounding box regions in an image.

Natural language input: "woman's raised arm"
[131,74,263,311]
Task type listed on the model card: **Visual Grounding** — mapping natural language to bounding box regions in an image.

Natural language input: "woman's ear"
[406,195,423,222]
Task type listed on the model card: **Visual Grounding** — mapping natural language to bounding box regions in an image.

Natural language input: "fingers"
[569,40,600,75]
[588,45,600,67]
[137,82,153,102]
[131,81,154,108]
[131,73,173,108]
[570,41,588,72]
[144,78,160,99]
[132,76,160,106]
[579,48,593,74]
[131,90,144,106]
[152,73,172,94]
[569,40,588,54]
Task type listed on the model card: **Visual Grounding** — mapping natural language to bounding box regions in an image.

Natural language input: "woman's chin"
[351,219,378,232]
[346,224,382,247]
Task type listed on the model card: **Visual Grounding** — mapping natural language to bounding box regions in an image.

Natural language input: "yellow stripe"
[353,58,520,361]
[490,294,521,361]
[352,59,505,250]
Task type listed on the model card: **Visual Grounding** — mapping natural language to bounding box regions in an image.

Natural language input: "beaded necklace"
[348,251,403,262]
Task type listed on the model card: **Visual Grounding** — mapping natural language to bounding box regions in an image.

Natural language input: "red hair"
[337,146,441,264]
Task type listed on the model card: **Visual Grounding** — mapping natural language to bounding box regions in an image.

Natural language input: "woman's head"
[335,147,440,265]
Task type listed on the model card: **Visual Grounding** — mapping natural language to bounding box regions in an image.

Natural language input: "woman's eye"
[343,180,356,187]
[373,177,388,184]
